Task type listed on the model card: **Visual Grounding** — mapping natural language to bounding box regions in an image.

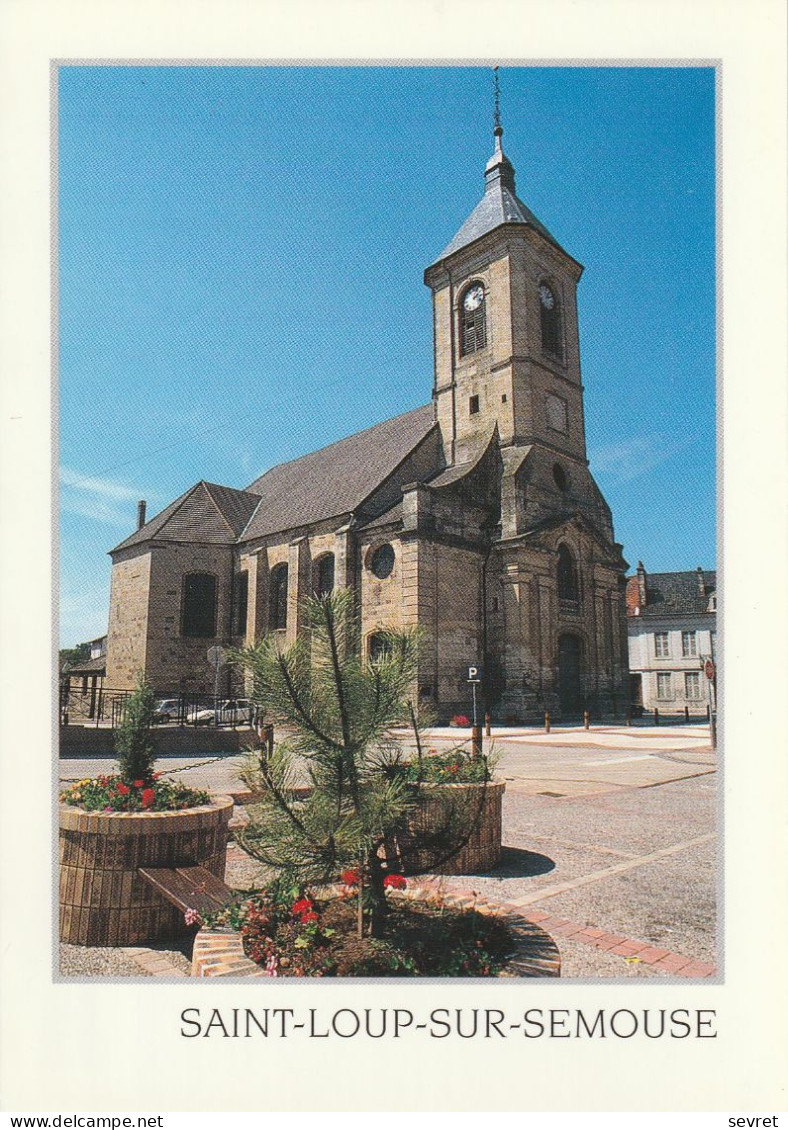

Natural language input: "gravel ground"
[59,944,148,978]
[59,938,192,978]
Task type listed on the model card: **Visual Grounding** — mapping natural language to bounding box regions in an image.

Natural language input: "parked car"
[185,699,253,726]
[153,698,182,724]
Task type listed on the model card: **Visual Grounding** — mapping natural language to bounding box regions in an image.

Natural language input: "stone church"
[105,113,630,721]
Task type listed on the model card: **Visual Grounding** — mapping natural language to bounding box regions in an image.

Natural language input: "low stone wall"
[191,883,560,978]
[60,725,254,757]
[59,798,234,946]
[396,780,504,875]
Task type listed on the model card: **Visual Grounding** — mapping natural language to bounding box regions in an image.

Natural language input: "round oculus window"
[553,463,567,491]
[369,544,395,579]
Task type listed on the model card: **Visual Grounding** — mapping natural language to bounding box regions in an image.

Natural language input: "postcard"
[0,0,786,1116]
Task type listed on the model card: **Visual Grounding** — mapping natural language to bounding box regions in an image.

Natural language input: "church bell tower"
[424,73,589,476]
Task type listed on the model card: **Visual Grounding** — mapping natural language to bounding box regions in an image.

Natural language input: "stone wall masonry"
[105,549,152,690]
[144,542,235,693]
[59,724,253,756]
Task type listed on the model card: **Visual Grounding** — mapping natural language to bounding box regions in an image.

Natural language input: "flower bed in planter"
[59,796,234,947]
[191,883,560,978]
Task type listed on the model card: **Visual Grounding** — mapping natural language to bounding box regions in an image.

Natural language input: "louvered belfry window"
[459,282,487,357]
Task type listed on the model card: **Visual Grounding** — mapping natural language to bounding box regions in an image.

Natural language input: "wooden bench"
[138,865,233,920]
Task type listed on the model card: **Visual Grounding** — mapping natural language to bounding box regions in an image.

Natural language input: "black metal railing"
[59,685,257,730]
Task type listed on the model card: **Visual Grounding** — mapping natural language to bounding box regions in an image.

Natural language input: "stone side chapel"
[106,112,630,721]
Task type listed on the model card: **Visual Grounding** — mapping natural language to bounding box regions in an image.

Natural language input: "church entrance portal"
[558,634,583,719]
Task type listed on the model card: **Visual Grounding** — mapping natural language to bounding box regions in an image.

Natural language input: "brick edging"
[523,909,716,977]
[191,884,561,978]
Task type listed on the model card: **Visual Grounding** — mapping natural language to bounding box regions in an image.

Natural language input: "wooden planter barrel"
[396,780,505,875]
[59,797,233,947]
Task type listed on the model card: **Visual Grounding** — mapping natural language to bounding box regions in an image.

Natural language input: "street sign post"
[207,646,227,718]
[467,665,483,733]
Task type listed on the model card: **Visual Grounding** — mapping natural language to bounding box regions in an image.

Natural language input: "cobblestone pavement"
[57,724,718,979]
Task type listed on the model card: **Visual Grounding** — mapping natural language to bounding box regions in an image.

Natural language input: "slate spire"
[429,68,571,266]
[485,66,516,193]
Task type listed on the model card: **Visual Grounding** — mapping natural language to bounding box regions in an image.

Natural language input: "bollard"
[706,704,711,721]
[258,722,274,766]
[484,711,491,738]
[544,711,551,733]
[471,724,483,758]
[653,707,659,726]
[625,709,632,727]
[684,705,689,723]
[583,710,590,730]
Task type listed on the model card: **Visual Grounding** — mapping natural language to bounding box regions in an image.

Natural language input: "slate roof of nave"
[240,403,436,540]
[111,404,437,553]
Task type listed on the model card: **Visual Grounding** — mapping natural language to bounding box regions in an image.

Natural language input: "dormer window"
[539,282,563,360]
[459,281,487,356]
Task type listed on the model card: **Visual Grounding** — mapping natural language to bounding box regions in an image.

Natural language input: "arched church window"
[314,553,335,597]
[269,563,288,630]
[367,632,392,664]
[539,282,563,360]
[459,281,487,357]
[557,544,580,605]
[181,573,217,638]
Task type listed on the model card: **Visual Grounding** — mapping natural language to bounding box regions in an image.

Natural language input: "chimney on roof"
[137,500,147,530]
[636,561,647,607]
[697,566,706,596]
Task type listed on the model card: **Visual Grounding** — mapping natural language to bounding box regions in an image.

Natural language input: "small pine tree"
[231,590,488,938]
[115,673,157,784]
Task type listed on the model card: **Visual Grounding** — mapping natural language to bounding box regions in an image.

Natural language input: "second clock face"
[463,284,484,312]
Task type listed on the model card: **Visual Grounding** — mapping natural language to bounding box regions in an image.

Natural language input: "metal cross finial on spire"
[493,66,502,138]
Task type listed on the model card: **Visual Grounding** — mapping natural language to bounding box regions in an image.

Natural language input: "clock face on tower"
[463,284,485,312]
[539,283,555,310]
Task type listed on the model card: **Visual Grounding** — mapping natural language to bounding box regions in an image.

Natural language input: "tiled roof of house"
[241,404,436,540]
[64,655,106,676]
[626,569,717,618]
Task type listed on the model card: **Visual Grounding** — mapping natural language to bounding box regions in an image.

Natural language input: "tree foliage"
[59,642,90,672]
[231,590,490,937]
[114,672,157,784]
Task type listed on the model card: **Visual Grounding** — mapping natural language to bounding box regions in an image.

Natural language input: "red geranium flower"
[383,874,406,890]
[340,869,360,886]
[133,780,144,788]
[116,783,130,795]
[291,897,312,916]
[300,910,318,925]
[141,788,155,807]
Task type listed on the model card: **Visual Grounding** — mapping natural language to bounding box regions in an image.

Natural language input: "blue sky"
[58,65,716,648]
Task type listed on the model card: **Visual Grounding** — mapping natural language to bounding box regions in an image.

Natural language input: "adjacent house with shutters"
[105,114,630,722]
[626,563,717,716]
